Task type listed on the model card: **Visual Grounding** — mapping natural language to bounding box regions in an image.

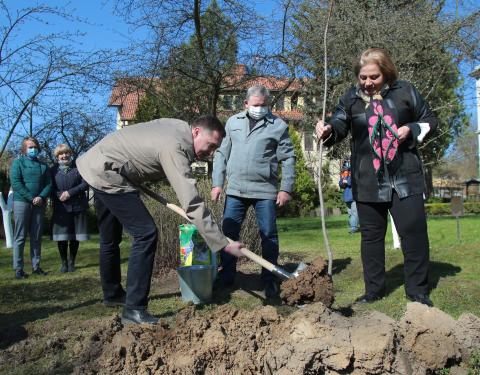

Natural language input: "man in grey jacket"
[211,85,295,298]
[77,115,243,324]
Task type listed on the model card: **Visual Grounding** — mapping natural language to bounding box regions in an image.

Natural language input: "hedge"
[425,202,480,216]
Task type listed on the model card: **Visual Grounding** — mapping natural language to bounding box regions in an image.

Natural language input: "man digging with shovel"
[77,116,244,325]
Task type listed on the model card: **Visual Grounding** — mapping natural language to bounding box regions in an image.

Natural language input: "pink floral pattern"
[367,100,399,176]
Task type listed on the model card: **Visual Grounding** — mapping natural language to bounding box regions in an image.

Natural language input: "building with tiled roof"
[108,78,159,128]
[108,65,306,127]
[107,66,321,175]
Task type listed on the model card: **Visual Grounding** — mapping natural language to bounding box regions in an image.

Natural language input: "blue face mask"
[26,148,39,158]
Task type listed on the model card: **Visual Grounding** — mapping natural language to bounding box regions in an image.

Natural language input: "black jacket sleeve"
[325,91,352,147]
[404,83,438,149]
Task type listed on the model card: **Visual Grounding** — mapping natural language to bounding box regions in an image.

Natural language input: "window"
[291,93,298,109]
[234,95,244,110]
[275,95,285,111]
[221,95,233,110]
[304,132,313,151]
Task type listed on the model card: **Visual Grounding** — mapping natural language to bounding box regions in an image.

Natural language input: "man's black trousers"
[94,190,158,309]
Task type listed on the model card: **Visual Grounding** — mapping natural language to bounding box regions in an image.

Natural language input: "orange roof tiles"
[109,83,142,120]
[109,78,163,120]
[273,109,304,121]
[108,67,304,121]
[225,76,302,92]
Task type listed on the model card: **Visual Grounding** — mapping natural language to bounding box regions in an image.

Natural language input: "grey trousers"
[13,201,45,271]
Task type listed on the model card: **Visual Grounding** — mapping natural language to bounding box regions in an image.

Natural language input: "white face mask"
[248,105,269,120]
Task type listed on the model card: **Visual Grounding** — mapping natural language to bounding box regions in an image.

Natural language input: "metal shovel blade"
[271,261,308,280]
[292,262,308,278]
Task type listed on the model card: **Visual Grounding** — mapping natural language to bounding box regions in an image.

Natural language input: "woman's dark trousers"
[356,192,430,297]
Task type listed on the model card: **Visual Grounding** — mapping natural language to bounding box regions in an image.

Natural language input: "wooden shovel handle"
[224,238,276,272]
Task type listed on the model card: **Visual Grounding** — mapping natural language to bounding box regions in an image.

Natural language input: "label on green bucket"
[179,224,215,266]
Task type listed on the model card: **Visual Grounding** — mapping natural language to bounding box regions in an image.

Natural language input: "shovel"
[137,184,306,280]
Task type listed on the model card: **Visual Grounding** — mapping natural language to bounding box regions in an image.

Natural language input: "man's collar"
[186,128,196,163]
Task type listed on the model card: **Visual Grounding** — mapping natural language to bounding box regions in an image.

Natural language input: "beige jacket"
[76,118,229,252]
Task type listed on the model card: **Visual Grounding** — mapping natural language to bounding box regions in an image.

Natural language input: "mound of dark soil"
[280,256,334,307]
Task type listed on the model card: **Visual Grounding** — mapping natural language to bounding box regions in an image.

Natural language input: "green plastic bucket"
[177,265,215,304]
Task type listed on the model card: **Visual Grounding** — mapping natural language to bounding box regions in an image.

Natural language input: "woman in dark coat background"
[50,144,89,272]
[316,48,438,307]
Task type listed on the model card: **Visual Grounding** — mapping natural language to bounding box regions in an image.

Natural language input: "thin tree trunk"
[317,0,335,276]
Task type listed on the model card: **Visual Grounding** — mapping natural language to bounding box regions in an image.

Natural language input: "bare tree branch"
[316,0,335,276]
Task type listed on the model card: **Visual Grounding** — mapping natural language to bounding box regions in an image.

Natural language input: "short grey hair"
[246,85,270,102]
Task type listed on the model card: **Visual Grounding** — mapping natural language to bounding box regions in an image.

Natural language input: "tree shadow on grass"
[0,276,103,348]
[233,273,284,307]
[74,256,129,270]
[281,252,306,263]
[278,218,349,232]
[211,271,265,305]
[0,276,100,305]
[384,260,461,296]
[332,257,352,275]
[0,297,100,349]
[429,261,462,291]
[149,291,181,301]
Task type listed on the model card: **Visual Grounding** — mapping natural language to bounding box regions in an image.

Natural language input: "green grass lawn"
[0,236,123,331]
[0,214,478,373]
[278,214,480,320]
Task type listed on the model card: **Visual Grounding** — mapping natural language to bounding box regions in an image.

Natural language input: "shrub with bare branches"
[144,178,261,275]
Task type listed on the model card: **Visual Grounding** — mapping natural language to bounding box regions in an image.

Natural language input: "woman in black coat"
[316,48,438,306]
[50,144,90,272]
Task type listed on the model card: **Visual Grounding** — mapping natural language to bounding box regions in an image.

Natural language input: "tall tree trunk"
[317,0,335,276]
[424,165,433,200]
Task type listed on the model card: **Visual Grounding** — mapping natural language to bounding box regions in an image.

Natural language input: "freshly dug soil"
[70,302,480,374]
[2,264,478,374]
[280,256,334,307]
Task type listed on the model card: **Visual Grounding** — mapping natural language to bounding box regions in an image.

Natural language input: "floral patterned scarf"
[358,88,400,178]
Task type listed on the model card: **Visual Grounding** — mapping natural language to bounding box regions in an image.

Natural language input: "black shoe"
[67,259,75,272]
[60,261,68,273]
[103,294,126,307]
[355,293,383,303]
[15,270,28,279]
[264,280,280,299]
[349,228,360,234]
[407,294,433,307]
[32,267,48,276]
[121,308,158,325]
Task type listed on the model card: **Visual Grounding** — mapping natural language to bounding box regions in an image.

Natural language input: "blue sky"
[3,0,282,124]
[4,0,480,130]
